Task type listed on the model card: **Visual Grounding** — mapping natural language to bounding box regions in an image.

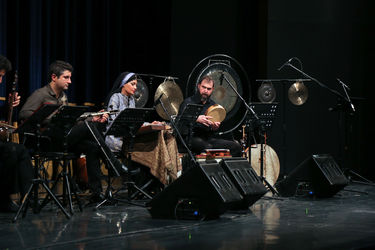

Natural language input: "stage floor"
[1,183,375,249]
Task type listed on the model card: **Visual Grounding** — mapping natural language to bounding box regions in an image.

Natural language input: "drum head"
[249,144,280,186]
[205,104,226,123]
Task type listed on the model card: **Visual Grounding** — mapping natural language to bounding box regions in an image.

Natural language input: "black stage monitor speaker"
[146,160,243,220]
[220,158,267,209]
[275,154,349,198]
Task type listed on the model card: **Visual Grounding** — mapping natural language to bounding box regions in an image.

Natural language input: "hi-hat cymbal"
[288,81,308,105]
[154,79,184,120]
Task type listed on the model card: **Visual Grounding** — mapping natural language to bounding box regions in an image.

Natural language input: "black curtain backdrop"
[1,0,374,180]
[0,0,172,107]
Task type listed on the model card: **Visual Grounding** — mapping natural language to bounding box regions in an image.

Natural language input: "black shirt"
[178,92,216,137]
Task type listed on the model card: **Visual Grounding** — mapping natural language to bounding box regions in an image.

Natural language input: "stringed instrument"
[0,71,19,142]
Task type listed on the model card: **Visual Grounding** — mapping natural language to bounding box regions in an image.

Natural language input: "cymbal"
[154,79,184,120]
[257,82,276,103]
[288,81,308,105]
[134,78,149,108]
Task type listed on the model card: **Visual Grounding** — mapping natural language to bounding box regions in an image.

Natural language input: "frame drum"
[248,144,280,186]
[205,104,226,123]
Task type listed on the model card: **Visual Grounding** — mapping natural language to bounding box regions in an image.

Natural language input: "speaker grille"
[220,158,267,209]
[275,154,349,197]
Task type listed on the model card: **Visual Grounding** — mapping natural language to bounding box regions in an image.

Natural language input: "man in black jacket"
[178,75,241,157]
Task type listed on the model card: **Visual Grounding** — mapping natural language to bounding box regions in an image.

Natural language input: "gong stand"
[221,73,279,195]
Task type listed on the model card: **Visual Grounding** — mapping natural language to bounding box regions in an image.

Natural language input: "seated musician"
[19,60,126,202]
[0,55,33,212]
[178,75,241,157]
[105,72,181,185]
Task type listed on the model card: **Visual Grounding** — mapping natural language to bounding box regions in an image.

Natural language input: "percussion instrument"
[257,81,276,103]
[154,78,183,120]
[137,123,170,135]
[248,144,280,186]
[186,54,252,134]
[205,104,226,123]
[288,81,308,105]
[134,78,149,108]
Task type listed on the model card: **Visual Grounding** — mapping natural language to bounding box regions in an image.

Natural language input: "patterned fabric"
[125,129,181,185]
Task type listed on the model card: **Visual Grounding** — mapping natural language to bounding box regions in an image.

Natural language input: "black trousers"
[23,122,104,194]
[0,141,33,200]
[190,135,242,157]
[66,122,104,194]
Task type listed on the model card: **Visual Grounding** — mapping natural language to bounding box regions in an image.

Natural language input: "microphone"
[134,92,141,99]
[337,78,351,90]
[277,58,293,71]
[154,93,164,104]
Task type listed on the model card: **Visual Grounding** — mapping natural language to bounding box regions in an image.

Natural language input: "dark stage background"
[1,0,373,180]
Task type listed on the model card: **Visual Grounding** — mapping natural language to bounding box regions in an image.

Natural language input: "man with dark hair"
[178,75,241,157]
[19,60,125,202]
[0,54,33,212]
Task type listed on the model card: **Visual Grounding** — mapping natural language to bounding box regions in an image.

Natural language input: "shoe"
[0,199,19,213]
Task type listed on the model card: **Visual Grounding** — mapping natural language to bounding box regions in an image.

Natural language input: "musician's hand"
[211,121,220,131]
[92,109,108,123]
[197,115,213,127]
[9,92,21,107]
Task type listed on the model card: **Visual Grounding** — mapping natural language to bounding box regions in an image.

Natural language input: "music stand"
[175,103,203,148]
[85,120,135,209]
[105,108,155,202]
[38,105,89,215]
[246,102,279,196]
[13,104,71,222]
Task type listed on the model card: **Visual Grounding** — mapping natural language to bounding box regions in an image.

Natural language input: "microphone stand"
[221,73,279,196]
[281,62,374,186]
[281,62,351,106]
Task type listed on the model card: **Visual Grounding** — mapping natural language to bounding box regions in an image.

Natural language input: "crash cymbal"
[154,79,184,120]
[134,78,149,108]
[288,81,308,105]
[257,82,276,103]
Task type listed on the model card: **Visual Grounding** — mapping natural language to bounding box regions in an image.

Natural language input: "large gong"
[186,54,251,134]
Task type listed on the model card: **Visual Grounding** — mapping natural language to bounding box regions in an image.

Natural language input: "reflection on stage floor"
[1,183,375,249]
